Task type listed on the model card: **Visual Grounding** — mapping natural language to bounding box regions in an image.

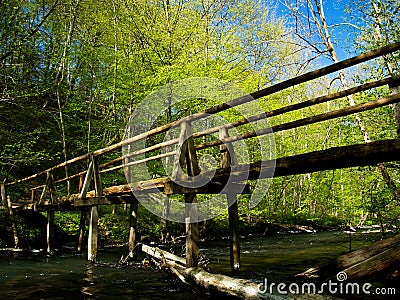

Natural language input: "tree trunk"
[312,0,400,205]
[297,234,400,281]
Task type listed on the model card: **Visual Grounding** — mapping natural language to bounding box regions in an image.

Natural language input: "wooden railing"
[1,42,400,268]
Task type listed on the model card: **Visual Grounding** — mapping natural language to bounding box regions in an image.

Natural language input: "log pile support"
[219,127,240,274]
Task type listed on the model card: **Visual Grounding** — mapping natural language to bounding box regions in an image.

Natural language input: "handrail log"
[195,93,400,150]
[7,43,400,186]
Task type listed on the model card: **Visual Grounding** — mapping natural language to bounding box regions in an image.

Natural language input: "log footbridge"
[2,44,400,279]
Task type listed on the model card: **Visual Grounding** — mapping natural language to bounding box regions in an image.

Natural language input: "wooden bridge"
[1,42,400,274]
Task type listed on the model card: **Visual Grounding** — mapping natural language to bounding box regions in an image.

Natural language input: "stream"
[0,230,393,299]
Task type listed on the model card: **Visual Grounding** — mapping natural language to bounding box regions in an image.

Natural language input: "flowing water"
[0,230,391,299]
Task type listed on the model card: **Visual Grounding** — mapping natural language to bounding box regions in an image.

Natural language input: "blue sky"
[275,0,361,62]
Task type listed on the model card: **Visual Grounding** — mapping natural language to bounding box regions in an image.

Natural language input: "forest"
[1,0,400,249]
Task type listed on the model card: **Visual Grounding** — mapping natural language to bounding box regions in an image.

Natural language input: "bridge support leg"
[228,194,240,274]
[185,194,199,267]
[128,198,138,259]
[47,210,54,254]
[219,127,241,274]
[77,210,88,253]
[88,206,98,262]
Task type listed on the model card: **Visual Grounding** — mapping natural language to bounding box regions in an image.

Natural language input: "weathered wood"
[174,121,201,268]
[67,177,169,203]
[30,189,36,203]
[1,184,19,247]
[78,174,84,192]
[46,210,55,254]
[185,195,199,268]
[48,172,57,204]
[160,198,170,243]
[7,195,19,248]
[92,154,102,197]
[297,234,400,280]
[80,160,94,199]
[29,203,80,212]
[142,244,186,267]
[38,172,56,205]
[128,198,138,259]
[88,154,101,263]
[76,210,88,253]
[0,184,7,208]
[202,138,400,184]
[142,244,292,299]
[74,195,136,206]
[164,180,249,194]
[217,42,400,114]
[193,75,400,140]
[220,127,240,274]
[9,43,399,188]
[7,151,91,186]
[342,245,400,280]
[180,267,279,300]
[88,206,98,262]
[227,194,240,273]
[196,93,400,151]
[47,75,399,186]
[45,75,400,186]
[101,150,176,174]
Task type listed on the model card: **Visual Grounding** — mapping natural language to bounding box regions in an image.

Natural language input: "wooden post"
[38,172,57,205]
[185,194,199,267]
[88,206,98,262]
[76,210,88,253]
[219,127,240,274]
[47,210,55,254]
[76,175,86,253]
[173,121,200,267]
[83,154,102,263]
[1,183,7,209]
[78,174,85,192]
[128,197,138,259]
[30,189,36,203]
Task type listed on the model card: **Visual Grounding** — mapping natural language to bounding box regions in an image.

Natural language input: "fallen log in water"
[141,243,277,299]
[297,234,400,280]
[142,244,339,300]
[141,244,186,267]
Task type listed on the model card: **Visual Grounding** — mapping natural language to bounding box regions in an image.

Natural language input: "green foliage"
[1,0,399,243]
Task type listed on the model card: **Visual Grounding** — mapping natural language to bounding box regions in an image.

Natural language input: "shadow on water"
[0,231,396,299]
[0,250,197,299]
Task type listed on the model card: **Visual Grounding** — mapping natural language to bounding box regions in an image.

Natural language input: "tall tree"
[283,0,400,206]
